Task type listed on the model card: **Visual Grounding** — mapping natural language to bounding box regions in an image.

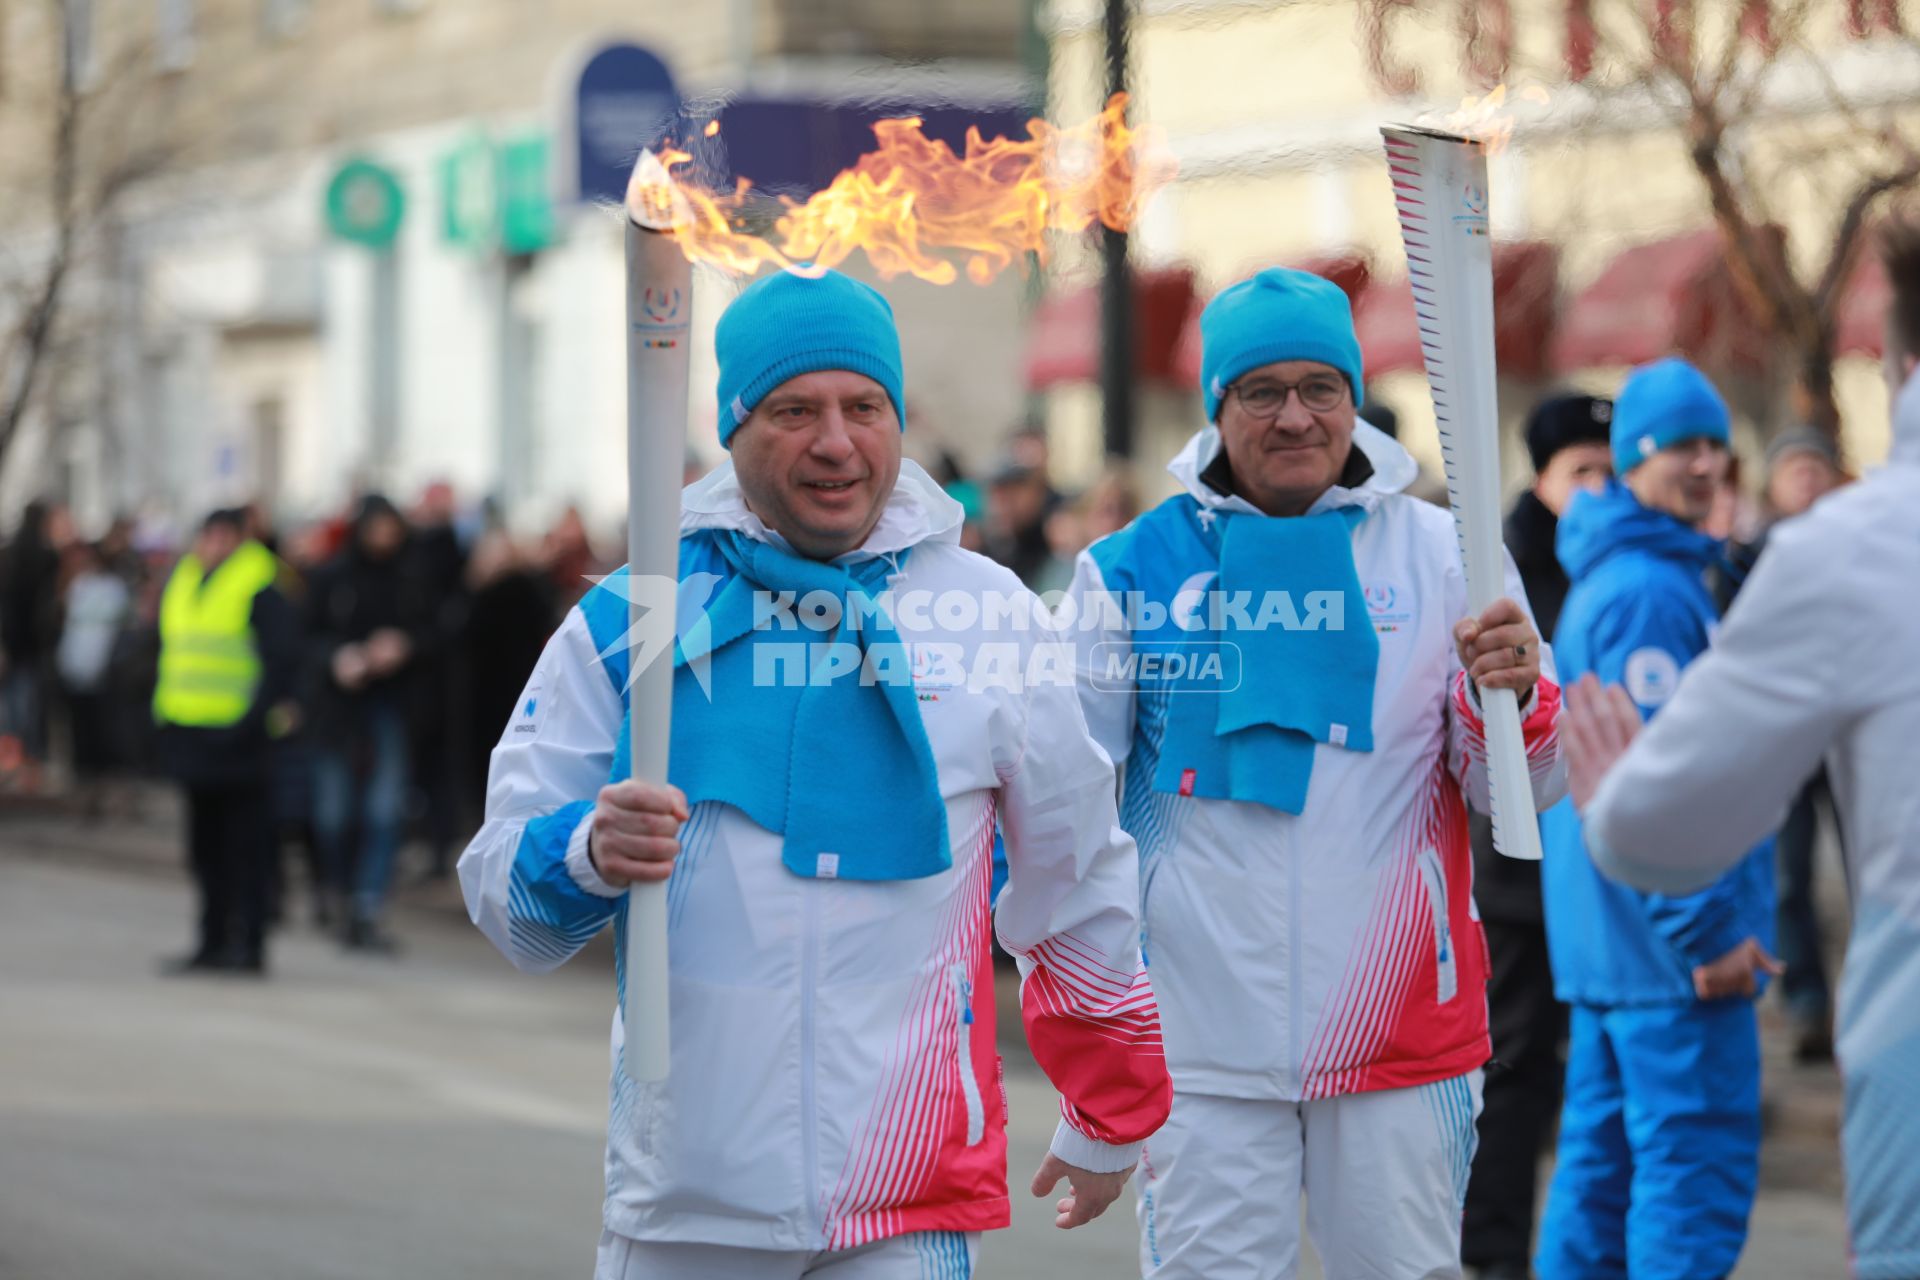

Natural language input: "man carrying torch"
[1063,267,1565,1278]
[457,267,1171,1279]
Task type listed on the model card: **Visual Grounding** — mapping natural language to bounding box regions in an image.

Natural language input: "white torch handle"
[621,219,692,1081]
[1382,126,1542,861]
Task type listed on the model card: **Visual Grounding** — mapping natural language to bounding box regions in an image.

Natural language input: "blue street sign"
[572,43,680,206]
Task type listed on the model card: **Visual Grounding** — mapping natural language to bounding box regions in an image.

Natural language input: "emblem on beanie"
[1593,401,1613,424]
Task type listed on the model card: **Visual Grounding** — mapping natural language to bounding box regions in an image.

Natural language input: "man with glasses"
[1533,358,1778,1280]
[1064,267,1567,1278]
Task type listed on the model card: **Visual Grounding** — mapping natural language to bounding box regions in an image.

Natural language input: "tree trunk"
[1791,335,1844,458]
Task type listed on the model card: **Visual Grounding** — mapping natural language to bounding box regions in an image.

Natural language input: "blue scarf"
[1149,505,1377,813]
[659,528,949,881]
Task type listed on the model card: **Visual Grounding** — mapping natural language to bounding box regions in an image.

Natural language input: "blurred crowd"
[0,486,606,958]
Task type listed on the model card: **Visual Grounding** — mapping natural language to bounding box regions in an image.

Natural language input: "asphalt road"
[0,842,1848,1279]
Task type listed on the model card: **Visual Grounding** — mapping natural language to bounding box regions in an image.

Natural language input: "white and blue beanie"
[1611,357,1731,475]
[714,268,906,448]
[1199,267,1365,421]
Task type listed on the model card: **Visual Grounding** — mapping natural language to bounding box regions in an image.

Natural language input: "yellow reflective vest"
[153,540,281,729]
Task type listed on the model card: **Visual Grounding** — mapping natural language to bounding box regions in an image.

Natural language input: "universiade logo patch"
[583,575,1348,700]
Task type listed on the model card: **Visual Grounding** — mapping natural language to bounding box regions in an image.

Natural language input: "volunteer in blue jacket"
[1535,357,1779,1280]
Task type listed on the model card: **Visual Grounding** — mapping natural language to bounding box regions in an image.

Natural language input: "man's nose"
[1271,393,1317,432]
[810,407,856,459]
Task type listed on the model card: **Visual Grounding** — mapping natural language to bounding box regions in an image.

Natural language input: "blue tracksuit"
[1535,480,1776,1280]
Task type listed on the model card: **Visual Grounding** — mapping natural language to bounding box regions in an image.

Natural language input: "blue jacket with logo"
[1540,479,1775,1007]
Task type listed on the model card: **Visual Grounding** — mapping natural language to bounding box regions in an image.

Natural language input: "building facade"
[1042,0,1920,495]
[0,0,1039,535]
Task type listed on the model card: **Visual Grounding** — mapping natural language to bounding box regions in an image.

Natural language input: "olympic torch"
[1380,126,1542,861]
[620,152,693,1080]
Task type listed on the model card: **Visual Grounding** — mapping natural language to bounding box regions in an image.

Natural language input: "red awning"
[1551,229,1771,374]
[1024,267,1197,389]
[1349,241,1561,381]
[1836,250,1891,359]
[1169,253,1373,387]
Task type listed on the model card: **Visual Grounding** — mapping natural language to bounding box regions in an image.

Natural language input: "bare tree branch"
[1813,149,1920,316]
[0,41,83,478]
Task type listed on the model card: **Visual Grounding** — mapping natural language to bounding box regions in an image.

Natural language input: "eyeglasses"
[1228,374,1349,418]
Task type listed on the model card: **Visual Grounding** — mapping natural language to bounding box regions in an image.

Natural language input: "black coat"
[303,544,427,746]
[1469,490,1569,923]
[462,569,557,807]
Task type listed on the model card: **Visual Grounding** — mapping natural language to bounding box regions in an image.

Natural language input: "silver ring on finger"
[1514,643,1527,662]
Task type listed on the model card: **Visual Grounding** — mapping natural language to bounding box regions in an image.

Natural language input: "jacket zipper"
[951,962,986,1146]
[800,883,823,1242]
[1417,848,1458,1004]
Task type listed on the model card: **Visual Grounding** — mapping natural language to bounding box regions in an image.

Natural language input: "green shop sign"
[325,158,406,249]
[437,131,554,255]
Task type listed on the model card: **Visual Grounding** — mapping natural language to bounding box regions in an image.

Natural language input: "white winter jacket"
[1066,423,1567,1101]
[458,460,1171,1253]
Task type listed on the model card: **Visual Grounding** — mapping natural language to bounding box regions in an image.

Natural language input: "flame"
[624,94,1170,285]
[1418,84,1549,155]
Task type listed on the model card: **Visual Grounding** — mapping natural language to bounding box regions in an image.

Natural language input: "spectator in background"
[1536,359,1777,1280]
[1075,465,1142,544]
[1462,392,1612,1280]
[269,522,331,926]
[540,504,600,612]
[928,446,990,554]
[153,509,299,975]
[407,482,469,880]
[983,451,1056,587]
[459,528,554,825]
[1763,426,1848,521]
[306,494,423,953]
[1034,466,1143,596]
[1,499,64,791]
[56,541,133,818]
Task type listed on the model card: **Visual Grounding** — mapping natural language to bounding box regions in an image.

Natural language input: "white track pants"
[594,1229,978,1280]
[1136,1073,1482,1280]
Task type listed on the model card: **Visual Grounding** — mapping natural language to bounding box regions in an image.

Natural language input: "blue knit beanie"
[714,268,906,447]
[1611,357,1731,475]
[1199,268,1365,421]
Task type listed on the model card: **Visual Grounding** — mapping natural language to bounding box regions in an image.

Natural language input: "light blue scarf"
[1149,506,1378,813]
[662,528,949,881]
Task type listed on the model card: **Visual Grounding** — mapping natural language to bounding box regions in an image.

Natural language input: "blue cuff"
[508,800,622,963]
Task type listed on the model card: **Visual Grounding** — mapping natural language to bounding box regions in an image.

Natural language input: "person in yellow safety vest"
[154,508,301,976]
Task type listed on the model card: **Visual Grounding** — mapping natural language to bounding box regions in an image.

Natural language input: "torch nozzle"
[626,149,694,233]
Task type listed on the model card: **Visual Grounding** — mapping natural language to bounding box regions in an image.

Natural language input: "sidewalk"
[0,784,472,918]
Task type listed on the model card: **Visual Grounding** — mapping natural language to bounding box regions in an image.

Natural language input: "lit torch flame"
[1415,84,1549,155]
[623,94,1170,285]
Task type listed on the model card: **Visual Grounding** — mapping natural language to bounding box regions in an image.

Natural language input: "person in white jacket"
[1561,222,1920,1280]
[458,268,1171,1280]
[1065,268,1567,1280]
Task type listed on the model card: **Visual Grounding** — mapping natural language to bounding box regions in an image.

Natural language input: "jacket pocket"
[952,962,986,1146]
[1417,848,1458,1005]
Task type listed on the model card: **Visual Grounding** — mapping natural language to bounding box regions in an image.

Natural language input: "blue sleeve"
[505,799,621,966]
[1583,578,1750,970]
